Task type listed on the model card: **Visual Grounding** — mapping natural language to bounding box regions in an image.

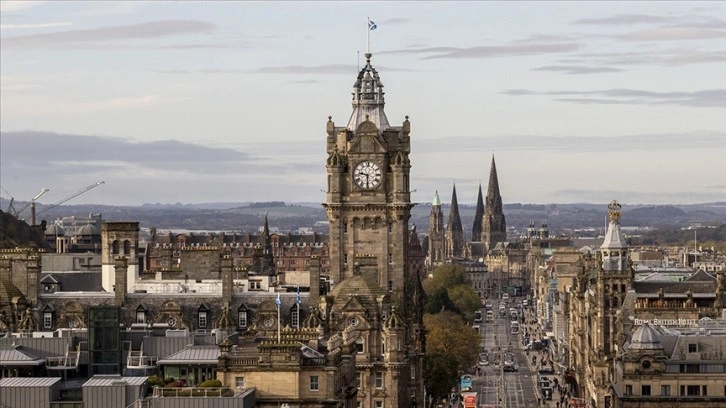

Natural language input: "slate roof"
[0,377,61,387]
[39,272,102,292]
[0,345,44,366]
[157,345,220,365]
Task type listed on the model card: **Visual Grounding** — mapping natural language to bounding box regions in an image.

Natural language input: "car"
[522,300,529,307]
[503,364,518,372]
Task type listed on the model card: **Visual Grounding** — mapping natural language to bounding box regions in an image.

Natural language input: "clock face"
[353,161,382,189]
[263,317,274,328]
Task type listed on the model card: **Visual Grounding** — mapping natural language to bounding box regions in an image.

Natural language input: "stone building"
[481,156,506,254]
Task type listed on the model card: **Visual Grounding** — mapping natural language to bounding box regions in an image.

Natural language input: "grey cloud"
[502,88,726,107]
[573,14,672,25]
[397,43,580,59]
[617,27,726,42]
[532,65,622,75]
[415,131,726,154]
[554,188,726,205]
[1,19,215,48]
[570,49,726,67]
[0,131,262,176]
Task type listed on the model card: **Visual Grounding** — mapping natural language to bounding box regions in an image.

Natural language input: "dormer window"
[198,304,210,329]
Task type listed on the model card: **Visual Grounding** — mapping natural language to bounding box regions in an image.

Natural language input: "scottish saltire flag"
[369,20,377,30]
[275,293,281,307]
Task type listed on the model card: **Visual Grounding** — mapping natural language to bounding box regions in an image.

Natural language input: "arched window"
[237,303,248,328]
[112,240,119,254]
[123,240,131,255]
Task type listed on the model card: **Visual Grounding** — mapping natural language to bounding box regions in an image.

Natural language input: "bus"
[510,321,519,334]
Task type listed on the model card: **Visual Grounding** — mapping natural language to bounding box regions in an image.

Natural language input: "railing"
[124,400,150,408]
[46,351,80,369]
[127,353,158,367]
[152,387,235,398]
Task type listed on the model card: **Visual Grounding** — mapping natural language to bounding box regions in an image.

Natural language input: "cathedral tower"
[428,191,445,267]
[482,156,506,253]
[445,184,464,258]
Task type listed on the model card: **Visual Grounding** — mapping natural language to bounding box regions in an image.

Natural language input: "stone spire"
[445,184,464,258]
[347,53,390,131]
[483,156,506,253]
[428,191,445,266]
[472,183,484,242]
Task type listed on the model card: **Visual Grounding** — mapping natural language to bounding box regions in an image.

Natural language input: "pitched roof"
[0,345,44,366]
[157,345,220,365]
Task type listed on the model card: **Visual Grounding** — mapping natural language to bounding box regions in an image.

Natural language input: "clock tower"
[324,52,413,307]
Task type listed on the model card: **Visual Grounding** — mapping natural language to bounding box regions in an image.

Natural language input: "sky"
[1,1,725,208]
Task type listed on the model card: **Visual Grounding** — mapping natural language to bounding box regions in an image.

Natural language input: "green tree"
[425,351,458,402]
[448,284,482,321]
[423,264,468,294]
[424,286,460,315]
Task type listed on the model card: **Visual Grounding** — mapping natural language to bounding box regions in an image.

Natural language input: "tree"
[424,286,460,315]
[423,264,468,295]
[424,311,479,372]
[448,284,482,321]
[425,351,458,402]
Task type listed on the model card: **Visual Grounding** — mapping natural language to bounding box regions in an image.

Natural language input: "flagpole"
[277,299,281,343]
[367,17,370,54]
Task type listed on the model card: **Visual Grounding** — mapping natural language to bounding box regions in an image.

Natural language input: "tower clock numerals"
[353,161,382,189]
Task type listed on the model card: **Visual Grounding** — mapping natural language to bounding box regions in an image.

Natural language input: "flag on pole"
[275,293,281,307]
[369,20,377,30]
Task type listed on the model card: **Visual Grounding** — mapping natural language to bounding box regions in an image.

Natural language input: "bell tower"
[324,53,413,307]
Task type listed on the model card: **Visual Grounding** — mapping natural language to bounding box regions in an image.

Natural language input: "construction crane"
[12,188,50,226]
[36,181,105,220]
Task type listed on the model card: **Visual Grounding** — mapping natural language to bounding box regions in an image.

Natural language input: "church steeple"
[347,53,390,131]
[428,191,445,266]
[483,156,506,253]
[472,183,484,242]
[445,184,464,258]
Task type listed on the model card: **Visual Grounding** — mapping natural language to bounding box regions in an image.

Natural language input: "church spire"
[347,53,390,131]
[483,156,506,253]
[472,183,484,242]
[445,184,464,258]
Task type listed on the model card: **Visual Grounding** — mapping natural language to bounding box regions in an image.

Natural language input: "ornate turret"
[600,200,629,272]
[347,53,390,131]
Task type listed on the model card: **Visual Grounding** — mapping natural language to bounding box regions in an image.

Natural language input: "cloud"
[1,19,215,48]
[617,27,726,42]
[532,65,622,75]
[248,64,357,75]
[0,22,72,30]
[567,49,726,67]
[573,14,672,25]
[502,88,726,107]
[0,1,47,12]
[554,188,726,205]
[382,43,580,59]
[415,131,726,154]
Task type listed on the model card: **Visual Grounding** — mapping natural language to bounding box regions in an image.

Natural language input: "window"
[388,253,393,264]
[310,375,319,391]
[702,385,708,396]
[388,280,393,292]
[375,372,383,389]
[136,311,146,324]
[344,254,348,264]
[388,223,392,233]
[235,377,245,388]
[112,240,119,254]
[680,364,700,373]
[355,338,364,353]
[686,385,700,396]
[291,307,300,328]
[625,385,633,395]
[688,343,698,353]
[410,364,416,380]
[641,385,651,396]
[198,311,207,328]
[43,312,53,329]
[661,385,670,396]
[238,311,248,328]
[123,240,131,254]
[374,401,383,408]
[344,223,348,234]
